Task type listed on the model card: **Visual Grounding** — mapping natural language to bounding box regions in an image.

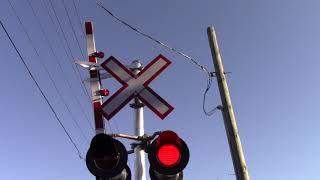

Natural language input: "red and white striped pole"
[85,21,105,135]
[85,21,108,180]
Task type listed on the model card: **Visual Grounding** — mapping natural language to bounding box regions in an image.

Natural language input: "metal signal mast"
[84,21,106,135]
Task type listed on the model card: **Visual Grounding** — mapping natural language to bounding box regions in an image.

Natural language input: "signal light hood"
[86,134,128,178]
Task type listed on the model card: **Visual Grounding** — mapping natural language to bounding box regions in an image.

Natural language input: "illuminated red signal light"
[148,130,189,178]
[157,144,181,167]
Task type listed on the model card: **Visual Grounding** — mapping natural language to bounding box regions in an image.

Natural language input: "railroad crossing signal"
[83,21,189,180]
[101,55,174,120]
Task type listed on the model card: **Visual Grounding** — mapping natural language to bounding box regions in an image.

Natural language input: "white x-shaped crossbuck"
[101,55,174,120]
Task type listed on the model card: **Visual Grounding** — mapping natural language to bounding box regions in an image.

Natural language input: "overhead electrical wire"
[61,0,86,60]
[8,0,90,139]
[96,2,221,116]
[44,0,92,103]
[48,0,78,61]
[67,0,118,134]
[45,0,116,134]
[0,20,84,159]
[40,0,91,102]
[47,0,92,100]
[8,0,89,144]
[96,2,210,74]
[45,0,117,134]
[71,0,86,37]
[24,0,94,133]
[72,0,119,134]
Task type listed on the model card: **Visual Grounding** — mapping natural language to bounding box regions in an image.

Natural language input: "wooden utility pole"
[207,26,250,180]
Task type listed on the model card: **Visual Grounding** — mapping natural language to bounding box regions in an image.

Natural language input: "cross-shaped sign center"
[101,54,174,120]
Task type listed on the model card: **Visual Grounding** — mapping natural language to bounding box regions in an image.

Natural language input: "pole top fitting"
[130,60,143,70]
[207,26,215,32]
[130,101,145,109]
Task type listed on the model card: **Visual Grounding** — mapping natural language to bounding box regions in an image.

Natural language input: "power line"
[61,0,86,60]
[25,0,94,133]
[47,0,92,100]
[26,0,93,130]
[71,0,86,37]
[43,0,116,134]
[48,0,77,61]
[96,2,209,74]
[40,0,90,101]
[75,0,120,134]
[96,2,220,116]
[8,0,90,141]
[9,0,91,142]
[0,20,84,159]
[41,0,83,76]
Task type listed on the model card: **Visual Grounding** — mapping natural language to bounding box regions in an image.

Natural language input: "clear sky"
[1,0,320,180]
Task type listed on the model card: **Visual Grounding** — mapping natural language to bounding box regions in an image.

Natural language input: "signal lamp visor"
[86,134,128,178]
[94,154,119,170]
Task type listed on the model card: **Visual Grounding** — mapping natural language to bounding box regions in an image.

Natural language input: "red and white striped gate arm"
[85,21,104,135]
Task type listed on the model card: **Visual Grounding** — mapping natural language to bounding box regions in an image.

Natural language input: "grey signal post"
[130,60,147,180]
[207,27,250,180]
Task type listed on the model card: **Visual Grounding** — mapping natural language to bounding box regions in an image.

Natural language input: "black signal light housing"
[86,134,129,178]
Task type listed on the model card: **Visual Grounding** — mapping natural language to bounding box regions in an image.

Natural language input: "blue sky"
[1,0,320,179]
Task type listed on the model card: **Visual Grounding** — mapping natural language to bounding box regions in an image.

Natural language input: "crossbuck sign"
[101,54,174,120]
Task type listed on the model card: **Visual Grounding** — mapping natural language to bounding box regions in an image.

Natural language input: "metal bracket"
[110,131,161,153]
[210,72,216,77]
[210,71,232,77]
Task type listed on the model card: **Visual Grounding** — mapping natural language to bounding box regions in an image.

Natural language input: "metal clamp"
[110,131,162,153]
